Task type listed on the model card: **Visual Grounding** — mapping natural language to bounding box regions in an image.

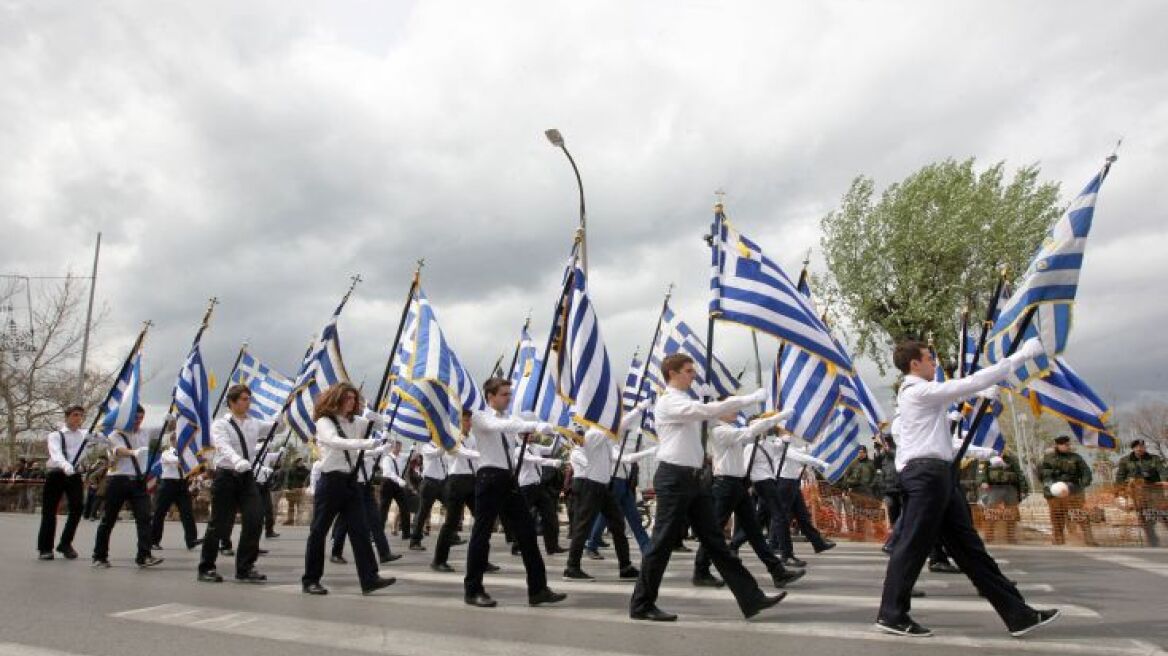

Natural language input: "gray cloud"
[2,0,1166,423]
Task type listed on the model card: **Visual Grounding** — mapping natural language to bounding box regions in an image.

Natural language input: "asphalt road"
[0,513,1164,656]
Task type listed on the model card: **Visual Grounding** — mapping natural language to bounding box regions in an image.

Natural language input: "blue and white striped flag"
[393,289,484,449]
[986,159,1115,383]
[510,325,574,435]
[650,304,741,400]
[102,352,143,434]
[1017,357,1115,449]
[961,398,1006,453]
[709,210,851,370]
[285,303,352,441]
[769,346,840,442]
[810,406,861,484]
[230,350,295,422]
[555,263,622,437]
[173,342,213,473]
[621,351,644,413]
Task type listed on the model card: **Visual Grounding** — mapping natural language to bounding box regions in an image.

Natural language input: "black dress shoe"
[562,567,594,581]
[266,531,280,539]
[235,569,266,583]
[485,562,501,573]
[257,548,269,555]
[911,589,927,598]
[38,552,54,561]
[361,576,396,594]
[431,562,455,573]
[91,559,110,568]
[772,569,805,588]
[465,592,497,607]
[619,566,639,580]
[302,582,329,595]
[151,543,164,551]
[630,606,677,622]
[880,543,893,555]
[673,544,692,553]
[409,543,426,552]
[744,592,787,619]
[1009,608,1061,638]
[584,548,604,560]
[57,546,78,560]
[928,561,961,574]
[381,553,403,564]
[875,617,933,637]
[187,539,204,550]
[451,536,465,546]
[137,556,165,568]
[546,546,567,555]
[691,572,724,587]
[330,554,348,564]
[782,556,807,568]
[814,540,837,554]
[220,548,235,556]
[198,570,224,583]
[528,588,567,606]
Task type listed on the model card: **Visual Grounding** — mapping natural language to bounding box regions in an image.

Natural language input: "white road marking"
[0,645,90,656]
[1086,553,1168,578]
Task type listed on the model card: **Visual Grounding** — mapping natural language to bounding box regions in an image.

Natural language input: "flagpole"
[702,199,728,451]
[351,261,424,476]
[516,244,579,481]
[72,320,152,468]
[610,284,672,486]
[506,313,532,381]
[211,341,248,418]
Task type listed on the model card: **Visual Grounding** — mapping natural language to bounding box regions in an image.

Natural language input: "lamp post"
[544,129,587,274]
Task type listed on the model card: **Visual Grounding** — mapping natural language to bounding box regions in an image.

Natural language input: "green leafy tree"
[818,158,1061,373]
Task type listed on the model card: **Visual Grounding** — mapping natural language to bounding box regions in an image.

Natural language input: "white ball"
[1050,481,1071,498]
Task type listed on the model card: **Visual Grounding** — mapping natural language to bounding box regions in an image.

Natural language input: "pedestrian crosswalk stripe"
[1085,553,1168,578]
[0,644,90,656]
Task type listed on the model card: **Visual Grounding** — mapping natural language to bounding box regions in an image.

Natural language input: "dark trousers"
[587,477,651,553]
[38,470,84,553]
[878,459,1032,628]
[567,478,631,569]
[730,478,782,551]
[771,477,829,556]
[700,477,785,577]
[631,463,767,616]
[199,469,262,576]
[331,483,393,561]
[379,480,411,538]
[83,488,103,519]
[520,482,561,553]
[150,478,198,547]
[93,476,152,561]
[464,467,547,596]
[258,483,276,533]
[434,474,475,566]
[410,476,445,544]
[305,472,379,587]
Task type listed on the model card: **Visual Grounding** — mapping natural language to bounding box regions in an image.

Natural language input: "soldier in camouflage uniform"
[842,446,879,537]
[1115,439,1168,547]
[978,450,1028,543]
[1040,435,1095,546]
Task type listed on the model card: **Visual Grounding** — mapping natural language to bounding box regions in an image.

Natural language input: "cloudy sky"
[3,1,1166,423]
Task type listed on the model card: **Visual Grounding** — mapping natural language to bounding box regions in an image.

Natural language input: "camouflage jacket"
[1040,450,1092,493]
[1115,452,1167,485]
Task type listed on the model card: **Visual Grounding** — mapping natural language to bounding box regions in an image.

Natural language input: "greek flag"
[621,351,644,413]
[101,351,143,433]
[285,302,352,441]
[709,209,851,370]
[510,325,573,435]
[986,159,1115,383]
[230,350,295,422]
[1017,357,1115,448]
[960,398,1006,453]
[554,263,622,437]
[651,304,741,399]
[769,346,840,441]
[393,289,484,449]
[173,342,213,473]
[1070,425,1115,449]
[810,406,861,484]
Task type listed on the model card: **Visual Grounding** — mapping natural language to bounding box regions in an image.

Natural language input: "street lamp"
[544,129,588,274]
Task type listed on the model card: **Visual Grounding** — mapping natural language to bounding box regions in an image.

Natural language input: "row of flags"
[88,153,1121,485]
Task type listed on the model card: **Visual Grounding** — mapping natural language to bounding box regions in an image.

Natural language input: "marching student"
[463,377,566,608]
[584,434,658,559]
[150,432,202,550]
[197,384,272,583]
[769,435,836,566]
[378,439,413,540]
[694,410,805,589]
[562,404,653,581]
[301,382,396,595]
[408,440,449,551]
[38,405,94,560]
[517,434,565,556]
[330,444,403,566]
[92,406,164,569]
[629,353,784,621]
[877,338,1060,638]
[431,410,482,572]
[255,442,285,540]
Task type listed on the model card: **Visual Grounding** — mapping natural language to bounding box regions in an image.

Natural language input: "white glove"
[812,457,830,471]
[135,446,151,459]
[1010,337,1046,364]
[747,388,768,404]
[947,410,962,422]
[775,408,794,423]
[634,400,651,413]
[369,445,388,458]
[536,422,556,436]
[976,387,999,402]
[518,411,540,422]
[62,464,76,476]
[234,458,252,473]
[257,465,274,479]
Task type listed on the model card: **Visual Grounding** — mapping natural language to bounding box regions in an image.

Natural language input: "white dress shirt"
[45,427,93,473]
[653,387,764,468]
[894,356,1019,472]
[254,448,284,484]
[709,416,779,478]
[469,409,543,471]
[611,443,657,480]
[104,427,159,477]
[378,449,411,486]
[514,444,560,487]
[419,443,449,480]
[777,439,827,480]
[743,438,780,482]
[445,435,480,476]
[160,447,182,480]
[574,409,643,484]
[315,413,382,474]
[210,413,277,471]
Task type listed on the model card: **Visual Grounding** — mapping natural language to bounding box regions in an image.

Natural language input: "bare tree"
[1123,400,1168,458]
[0,276,113,465]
